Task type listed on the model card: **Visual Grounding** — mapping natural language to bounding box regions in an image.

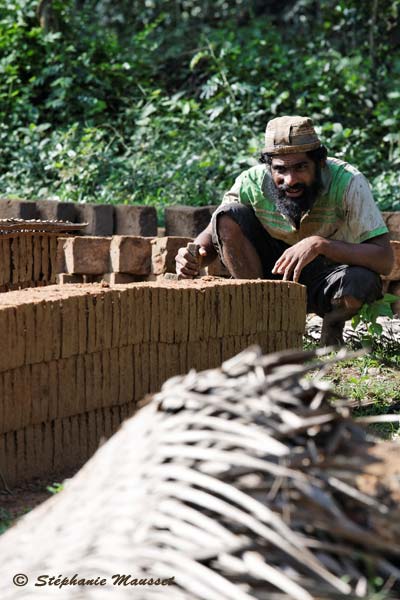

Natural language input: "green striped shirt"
[222,158,387,246]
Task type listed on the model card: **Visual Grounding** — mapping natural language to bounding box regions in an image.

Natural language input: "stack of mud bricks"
[0,233,58,292]
[382,212,400,315]
[56,234,227,282]
[0,278,306,486]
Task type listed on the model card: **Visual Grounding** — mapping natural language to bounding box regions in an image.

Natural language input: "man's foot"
[320,316,345,346]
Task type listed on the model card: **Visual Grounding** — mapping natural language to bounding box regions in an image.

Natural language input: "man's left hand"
[272,236,323,283]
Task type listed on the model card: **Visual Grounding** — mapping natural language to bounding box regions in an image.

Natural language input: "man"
[175,115,393,344]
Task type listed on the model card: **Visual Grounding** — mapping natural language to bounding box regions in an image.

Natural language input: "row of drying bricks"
[56,235,228,283]
[0,330,302,437]
[0,281,305,374]
[0,235,57,287]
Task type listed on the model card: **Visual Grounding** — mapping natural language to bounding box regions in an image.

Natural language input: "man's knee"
[217,214,242,242]
[215,204,254,242]
[332,294,363,315]
[333,266,382,308]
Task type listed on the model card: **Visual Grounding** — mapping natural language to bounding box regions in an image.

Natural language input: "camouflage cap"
[263,115,321,154]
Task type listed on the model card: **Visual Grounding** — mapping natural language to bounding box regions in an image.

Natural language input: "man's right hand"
[175,245,207,279]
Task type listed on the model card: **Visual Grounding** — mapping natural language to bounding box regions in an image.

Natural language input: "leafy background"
[0,0,399,221]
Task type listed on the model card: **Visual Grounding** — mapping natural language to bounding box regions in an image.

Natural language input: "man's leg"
[303,264,383,346]
[216,214,263,278]
[320,295,363,346]
[211,203,288,278]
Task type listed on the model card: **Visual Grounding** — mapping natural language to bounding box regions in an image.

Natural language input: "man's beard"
[267,167,323,230]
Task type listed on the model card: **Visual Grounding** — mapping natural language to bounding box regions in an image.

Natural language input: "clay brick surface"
[110,235,151,275]
[114,205,157,236]
[64,236,111,274]
[0,199,38,220]
[151,236,192,275]
[165,205,216,238]
[75,203,114,236]
[385,241,400,281]
[207,257,230,277]
[382,212,400,241]
[57,273,85,284]
[36,200,78,223]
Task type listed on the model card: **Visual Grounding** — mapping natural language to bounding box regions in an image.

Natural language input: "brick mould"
[0,279,306,485]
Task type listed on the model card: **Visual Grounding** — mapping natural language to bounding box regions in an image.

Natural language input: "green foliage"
[0,0,399,214]
[0,507,12,535]
[351,293,400,340]
[46,482,64,494]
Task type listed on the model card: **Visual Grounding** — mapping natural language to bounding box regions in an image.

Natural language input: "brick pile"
[0,279,306,485]
[0,233,58,292]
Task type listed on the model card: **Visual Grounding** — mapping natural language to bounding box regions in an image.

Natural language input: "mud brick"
[119,346,134,404]
[92,352,103,409]
[382,212,400,241]
[33,235,42,281]
[41,235,50,281]
[129,287,144,344]
[150,287,161,342]
[61,296,80,358]
[110,236,151,275]
[0,198,38,220]
[382,241,400,281]
[134,344,143,402]
[109,347,120,404]
[101,272,139,285]
[86,295,98,353]
[2,239,11,284]
[126,288,137,345]
[110,289,121,347]
[102,292,113,350]
[56,237,67,273]
[164,205,216,238]
[114,205,157,236]
[48,235,58,283]
[57,273,85,284]
[36,200,78,223]
[151,236,192,275]
[207,257,230,277]
[64,236,111,275]
[101,351,112,407]
[25,235,34,283]
[74,203,114,236]
[10,238,19,284]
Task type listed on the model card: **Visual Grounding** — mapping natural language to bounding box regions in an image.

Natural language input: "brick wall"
[0,279,306,485]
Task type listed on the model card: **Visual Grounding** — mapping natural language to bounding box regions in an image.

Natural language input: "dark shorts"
[211,203,382,317]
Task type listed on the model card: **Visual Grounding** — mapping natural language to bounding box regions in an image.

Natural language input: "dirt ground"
[0,470,74,531]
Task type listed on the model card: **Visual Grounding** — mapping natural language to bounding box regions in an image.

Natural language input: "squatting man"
[175,115,393,345]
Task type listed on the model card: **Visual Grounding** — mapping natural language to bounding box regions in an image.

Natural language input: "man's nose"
[283,170,299,187]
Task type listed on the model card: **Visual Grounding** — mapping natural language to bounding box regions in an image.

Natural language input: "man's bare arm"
[319,233,393,275]
[273,233,394,283]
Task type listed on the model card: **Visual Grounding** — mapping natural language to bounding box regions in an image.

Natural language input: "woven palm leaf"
[0,346,399,599]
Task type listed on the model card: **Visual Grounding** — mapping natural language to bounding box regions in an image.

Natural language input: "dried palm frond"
[0,346,399,600]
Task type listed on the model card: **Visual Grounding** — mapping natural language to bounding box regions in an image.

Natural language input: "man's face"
[268,152,322,230]
[270,152,316,196]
